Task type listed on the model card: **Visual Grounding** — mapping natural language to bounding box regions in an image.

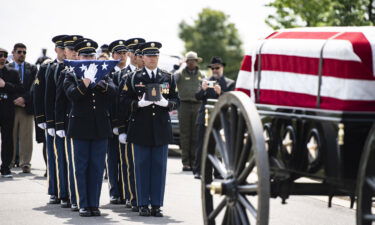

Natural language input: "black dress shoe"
[79,208,92,217]
[110,196,120,204]
[132,206,139,212]
[182,165,192,171]
[61,199,70,208]
[48,196,60,204]
[125,200,132,208]
[139,206,150,216]
[151,207,163,217]
[91,207,101,216]
[194,172,201,179]
[71,204,79,211]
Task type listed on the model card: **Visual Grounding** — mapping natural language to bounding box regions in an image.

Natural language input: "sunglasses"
[211,67,221,70]
[17,50,27,55]
[0,52,8,58]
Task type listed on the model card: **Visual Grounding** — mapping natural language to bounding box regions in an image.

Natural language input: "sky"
[0,0,274,63]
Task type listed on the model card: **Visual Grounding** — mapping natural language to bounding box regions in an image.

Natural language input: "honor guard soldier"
[124,38,145,75]
[54,35,83,211]
[120,42,179,217]
[106,39,128,205]
[45,36,71,207]
[174,51,204,172]
[34,35,67,204]
[63,39,117,217]
[118,40,146,212]
[0,48,24,178]
[193,56,235,179]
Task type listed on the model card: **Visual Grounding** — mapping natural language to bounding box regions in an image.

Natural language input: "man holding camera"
[193,56,235,179]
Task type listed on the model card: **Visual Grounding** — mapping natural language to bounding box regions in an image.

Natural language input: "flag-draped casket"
[235,27,375,112]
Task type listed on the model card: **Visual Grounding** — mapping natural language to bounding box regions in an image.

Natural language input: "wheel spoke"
[235,203,250,225]
[230,206,241,225]
[238,155,256,184]
[208,154,228,179]
[365,177,375,191]
[234,114,245,171]
[220,108,233,171]
[235,135,252,177]
[208,197,227,221]
[238,184,258,195]
[229,106,239,170]
[238,194,257,219]
[212,128,230,171]
[363,214,375,221]
[221,207,230,225]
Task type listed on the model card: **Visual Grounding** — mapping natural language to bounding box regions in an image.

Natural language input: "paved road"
[0,142,356,225]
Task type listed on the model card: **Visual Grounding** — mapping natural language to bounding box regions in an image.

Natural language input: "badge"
[34,78,40,85]
[123,84,128,91]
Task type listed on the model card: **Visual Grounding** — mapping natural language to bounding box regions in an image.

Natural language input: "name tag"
[185,77,191,80]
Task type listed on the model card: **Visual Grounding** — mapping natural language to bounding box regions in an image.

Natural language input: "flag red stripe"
[270,32,339,40]
[240,55,252,72]
[256,89,375,111]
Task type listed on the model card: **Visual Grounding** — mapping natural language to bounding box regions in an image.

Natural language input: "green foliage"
[265,0,375,29]
[178,8,244,80]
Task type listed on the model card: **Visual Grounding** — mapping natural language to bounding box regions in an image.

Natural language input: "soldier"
[63,39,117,217]
[106,39,127,205]
[0,47,24,178]
[118,40,146,212]
[120,42,179,217]
[174,51,204,172]
[54,35,83,211]
[193,56,235,179]
[45,35,72,207]
[34,35,67,204]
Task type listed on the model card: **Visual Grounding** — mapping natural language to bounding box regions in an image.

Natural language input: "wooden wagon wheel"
[201,92,270,225]
[357,124,375,225]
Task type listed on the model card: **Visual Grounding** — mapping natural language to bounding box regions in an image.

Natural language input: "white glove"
[113,127,119,135]
[83,63,98,83]
[56,130,66,138]
[47,128,55,137]
[119,133,127,144]
[154,96,169,107]
[37,122,47,130]
[138,93,153,108]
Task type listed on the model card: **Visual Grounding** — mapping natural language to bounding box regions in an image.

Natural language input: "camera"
[207,81,215,88]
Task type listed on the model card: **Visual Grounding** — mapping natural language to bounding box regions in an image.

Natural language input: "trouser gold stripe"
[70,139,81,209]
[125,143,133,201]
[46,132,50,194]
[131,144,138,204]
[53,137,60,199]
[64,138,71,200]
[105,153,112,195]
[118,142,126,200]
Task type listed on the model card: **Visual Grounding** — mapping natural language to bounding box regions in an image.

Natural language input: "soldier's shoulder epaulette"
[160,69,171,76]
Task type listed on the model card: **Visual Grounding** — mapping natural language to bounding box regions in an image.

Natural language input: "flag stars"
[101,62,108,70]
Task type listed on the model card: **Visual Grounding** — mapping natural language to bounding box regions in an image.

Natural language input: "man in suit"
[64,39,117,217]
[0,48,24,178]
[193,56,235,179]
[8,43,38,173]
[119,42,179,217]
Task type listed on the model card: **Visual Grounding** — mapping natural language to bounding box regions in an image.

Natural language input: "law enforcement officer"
[118,40,146,212]
[34,35,67,203]
[54,35,83,211]
[63,39,117,217]
[120,42,179,217]
[0,47,24,178]
[193,56,235,179]
[106,39,128,205]
[174,51,204,172]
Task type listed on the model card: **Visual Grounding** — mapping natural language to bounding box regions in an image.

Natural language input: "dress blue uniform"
[120,41,179,216]
[106,39,128,204]
[63,39,117,216]
[34,35,67,203]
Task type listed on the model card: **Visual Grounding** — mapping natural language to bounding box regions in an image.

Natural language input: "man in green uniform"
[174,51,204,171]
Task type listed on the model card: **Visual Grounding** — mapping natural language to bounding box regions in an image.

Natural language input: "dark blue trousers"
[107,136,121,198]
[125,143,137,206]
[72,138,107,209]
[65,138,76,205]
[46,134,57,196]
[133,144,168,207]
[120,143,130,201]
[54,136,69,199]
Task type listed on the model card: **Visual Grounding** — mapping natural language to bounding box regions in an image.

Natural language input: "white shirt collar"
[145,67,158,79]
[129,64,136,72]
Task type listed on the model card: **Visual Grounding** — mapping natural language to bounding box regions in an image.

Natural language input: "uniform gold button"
[92,93,95,96]
[93,100,95,103]
[93,106,96,109]
[152,113,155,116]
[152,105,155,108]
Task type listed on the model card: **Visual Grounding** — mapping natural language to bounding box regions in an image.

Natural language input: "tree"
[265,0,375,29]
[178,8,244,80]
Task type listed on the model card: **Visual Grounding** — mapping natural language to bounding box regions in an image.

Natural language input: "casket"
[235,27,375,112]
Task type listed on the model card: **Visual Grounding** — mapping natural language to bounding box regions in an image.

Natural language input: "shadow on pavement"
[33,204,118,224]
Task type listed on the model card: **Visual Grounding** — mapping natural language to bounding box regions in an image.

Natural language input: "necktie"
[18,64,23,83]
[151,71,156,83]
